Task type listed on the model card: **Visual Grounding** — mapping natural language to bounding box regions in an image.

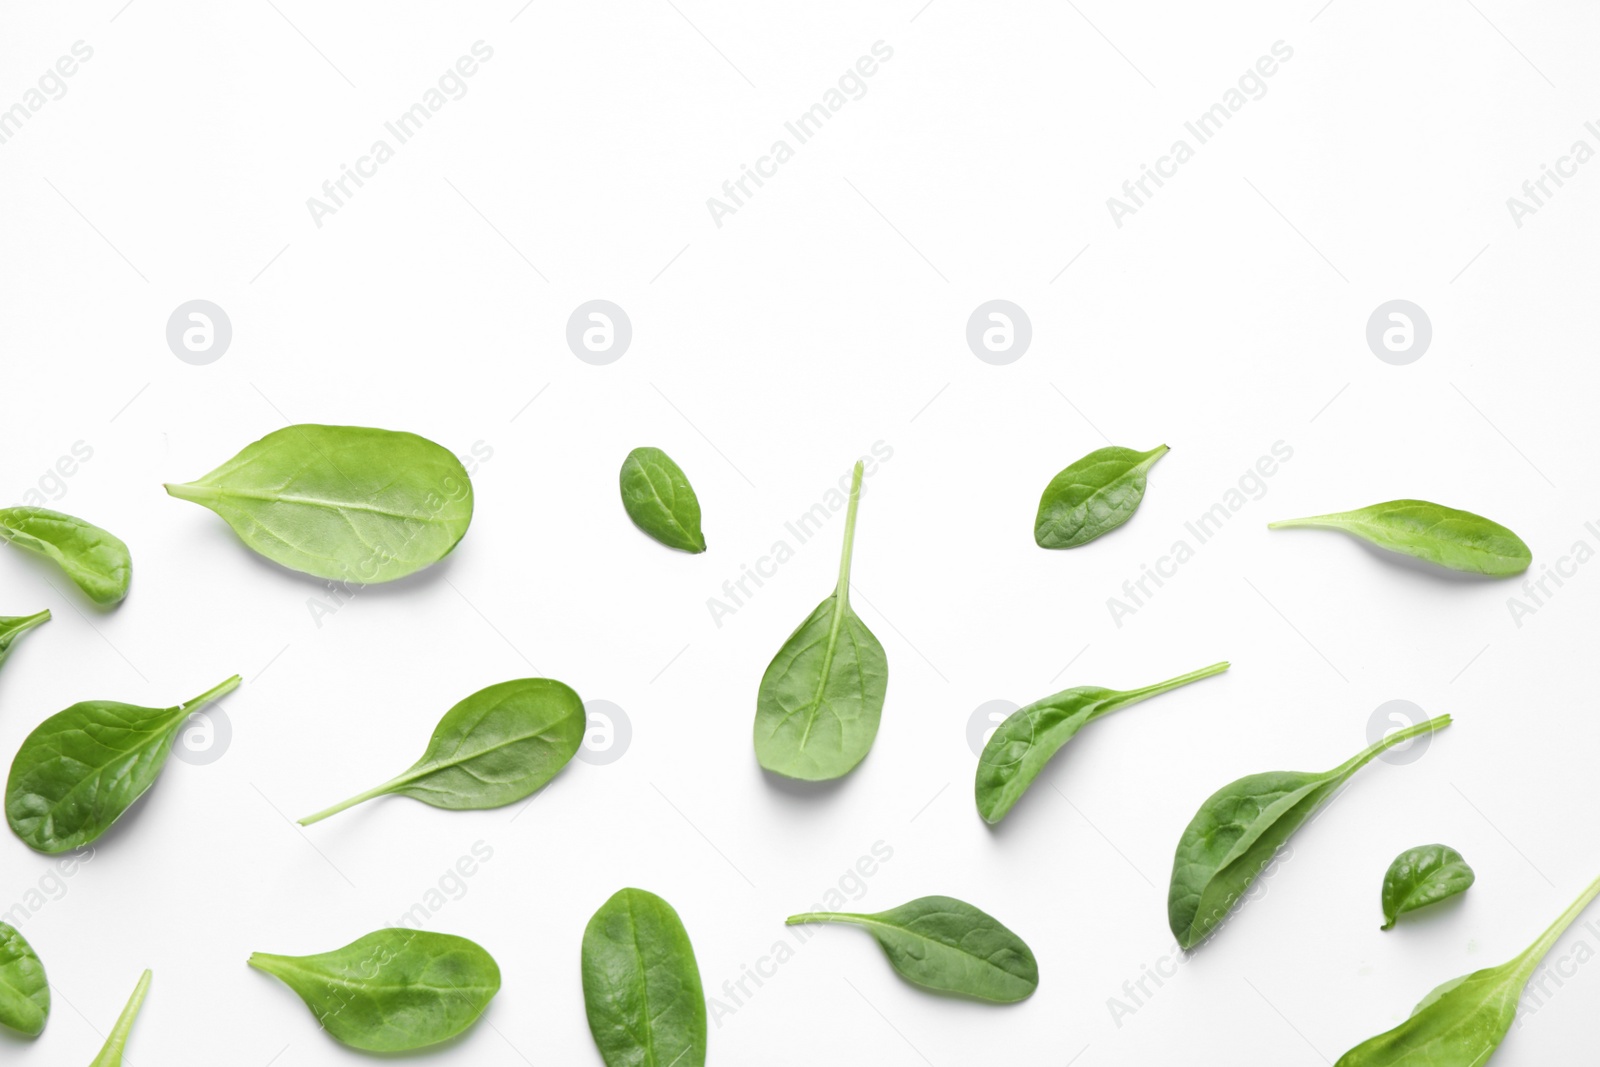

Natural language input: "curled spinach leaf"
[1168,714,1452,950]
[620,447,706,553]
[0,508,130,605]
[754,461,887,781]
[89,969,150,1067]
[787,895,1038,1003]
[1269,499,1531,577]
[1381,844,1474,930]
[582,888,706,1067]
[249,929,500,1053]
[1337,873,1600,1065]
[299,678,585,825]
[976,660,1228,824]
[1034,444,1168,549]
[0,921,48,1036]
[0,610,49,672]
[165,424,473,583]
[6,676,240,853]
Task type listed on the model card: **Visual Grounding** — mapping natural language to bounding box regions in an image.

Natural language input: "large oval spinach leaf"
[6,676,240,853]
[249,929,500,1053]
[582,888,706,1067]
[754,461,888,780]
[299,678,585,825]
[0,508,130,605]
[165,424,473,583]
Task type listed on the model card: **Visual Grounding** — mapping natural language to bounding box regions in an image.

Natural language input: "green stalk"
[1113,660,1230,704]
[182,674,241,712]
[7,609,51,633]
[833,461,865,609]
[1333,713,1451,778]
[90,969,151,1066]
[297,769,414,826]
[1516,871,1600,973]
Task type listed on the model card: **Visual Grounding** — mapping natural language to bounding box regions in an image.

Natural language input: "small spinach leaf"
[249,929,500,1053]
[1269,499,1531,577]
[6,676,240,853]
[1337,873,1600,1065]
[165,424,473,583]
[754,461,887,781]
[89,969,150,1067]
[299,678,585,825]
[582,888,706,1067]
[1034,444,1168,549]
[0,610,49,672]
[787,896,1038,1003]
[1381,844,1474,930]
[976,660,1228,824]
[0,921,48,1037]
[0,508,130,605]
[1168,714,1452,950]
[620,447,706,553]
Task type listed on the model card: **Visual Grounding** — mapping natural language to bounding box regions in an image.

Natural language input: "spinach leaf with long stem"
[754,461,887,780]
[89,969,151,1067]
[976,660,1228,824]
[0,508,130,605]
[250,930,500,1053]
[0,922,48,1036]
[1168,714,1452,950]
[1337,872,1600,1065]
[787,896,1038,1003]
[6,676,240,853]
[582,888,706,1067]
[299,678,585,825]
[1269,500,1530,577]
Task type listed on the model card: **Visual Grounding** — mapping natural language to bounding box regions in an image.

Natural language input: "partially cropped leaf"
[0,610,49,672]
[754,461,887,781]
[0,922,48,1036]
[1168,714,1452,950]
[0,508,130,605]
[1381,844,1475,930]
[787,896,1038,1003]
[250,930,500,1053]
[582,888,706,1067]
[6,676,240,853]
[620,447,706,553]
[300,678,585,825]
[1034,444,1168,549]
[976,660,1228,824]
[89,970,150,1067]
[165,424,473,583]
[1337,873,1600,1065]
[1269,500,1530,577]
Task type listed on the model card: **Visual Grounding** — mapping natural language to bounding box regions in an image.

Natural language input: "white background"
[1,1,1597,1064]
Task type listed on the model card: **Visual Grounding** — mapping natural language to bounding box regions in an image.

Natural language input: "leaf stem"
[833,461,865,609]
[182,674,242,712]
[9,609,51,633]
[786,912,862,926]
[1267,512,1344,529]
[297,770,411,826]
[1335,713,1451,777]
[1118,661,1230,703]
[92,969,151,1065]
[1519,871,1600,971]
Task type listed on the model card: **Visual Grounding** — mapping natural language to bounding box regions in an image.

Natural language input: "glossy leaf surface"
[1034,444,1168,549]
[582,888,706,1067]
[1381,844,1475,930]
[0,922,48,1036]
[620,447,706,553]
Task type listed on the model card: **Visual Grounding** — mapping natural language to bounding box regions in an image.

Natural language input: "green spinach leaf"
[787,895,1037,1003]
[976,660,1228,824]
[1337,872,1600,1065]
[249,929,500,1053]
[6,676,240,853]
[1034,444,1168,549]
[754,461,887,780]
[89,969,150,1067]
[582,888,706,1067]
[0,921,48,1036]
[1381,844,1474,930]
[165,424,473,583]
[0,508,130,605]
[1168,714,1452,950]
[0,610,49,672]
[620,447,706,553]
[1268,500,1531,577]
[299,678,585,825]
